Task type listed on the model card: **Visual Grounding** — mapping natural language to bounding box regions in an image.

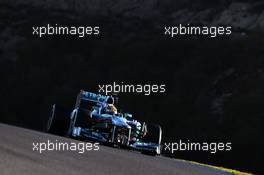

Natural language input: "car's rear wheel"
[46,104,71,136]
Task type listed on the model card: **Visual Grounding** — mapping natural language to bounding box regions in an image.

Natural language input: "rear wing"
[75,90,109,108]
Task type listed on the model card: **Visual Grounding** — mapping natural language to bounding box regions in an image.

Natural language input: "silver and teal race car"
[46,90,162,155]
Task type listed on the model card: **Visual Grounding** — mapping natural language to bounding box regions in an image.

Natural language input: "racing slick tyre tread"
[46,104,71,136]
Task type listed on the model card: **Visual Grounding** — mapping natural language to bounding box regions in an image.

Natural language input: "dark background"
[0,0,263,174]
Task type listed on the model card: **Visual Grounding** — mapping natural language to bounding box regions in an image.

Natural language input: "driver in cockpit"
[101,96,117,115]
[90,96,117,118]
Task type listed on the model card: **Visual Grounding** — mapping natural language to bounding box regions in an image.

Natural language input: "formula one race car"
[46,90,162,155]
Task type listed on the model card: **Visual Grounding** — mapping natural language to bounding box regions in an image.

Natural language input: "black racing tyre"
[46,104,71,136]
[141,124,162,155]
[143,124,162,145]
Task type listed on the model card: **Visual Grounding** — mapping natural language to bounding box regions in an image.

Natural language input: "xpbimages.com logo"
[98,82,166,96]
[32,24,100,37]
[32,140,100,154]
[164,140,232,154]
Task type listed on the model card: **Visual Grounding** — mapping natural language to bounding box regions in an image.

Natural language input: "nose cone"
[111,116,131,129]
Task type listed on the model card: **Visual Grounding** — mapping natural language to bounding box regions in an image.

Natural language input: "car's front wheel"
[141,124,162,155]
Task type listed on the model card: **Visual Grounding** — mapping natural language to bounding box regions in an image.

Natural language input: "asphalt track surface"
[0,124,232,175]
